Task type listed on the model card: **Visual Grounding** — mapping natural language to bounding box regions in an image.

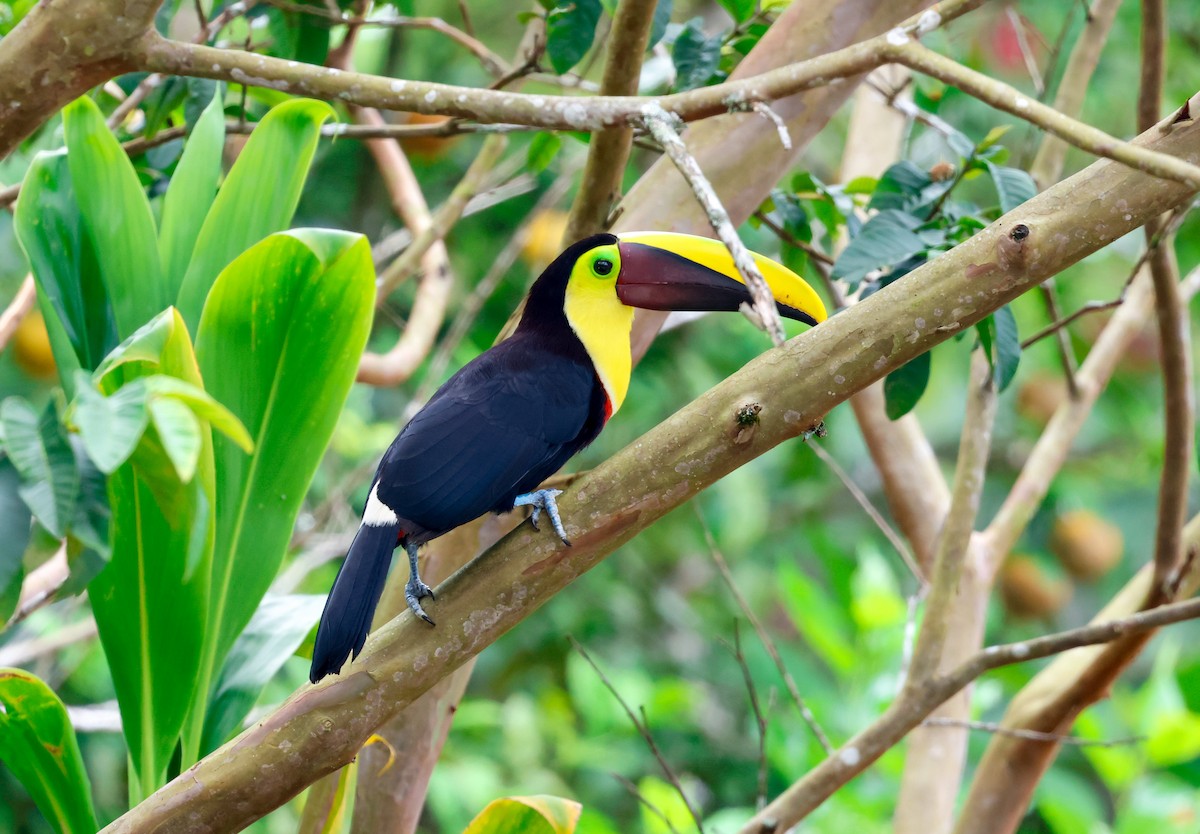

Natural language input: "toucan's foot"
[514,488,571,546]
[405,542,436,625]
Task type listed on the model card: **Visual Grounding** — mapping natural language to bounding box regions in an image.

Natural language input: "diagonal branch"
[101,92,1200,834]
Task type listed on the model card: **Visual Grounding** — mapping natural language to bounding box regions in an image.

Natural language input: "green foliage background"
[1,0,1200,832]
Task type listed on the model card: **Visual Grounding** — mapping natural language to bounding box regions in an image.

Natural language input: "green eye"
[593,257,614,277]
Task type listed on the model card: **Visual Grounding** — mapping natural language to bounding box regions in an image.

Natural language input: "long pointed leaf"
[0,669,98,834]
[159,91,226,299]
[62,97,166,338]
[0,397,78,538]
[88,309,213,797]
[175,98,334,330]
[14,150,114,381]
[193,230,373,729]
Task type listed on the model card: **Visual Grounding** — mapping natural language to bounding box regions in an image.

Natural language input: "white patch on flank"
[363,483,398,527]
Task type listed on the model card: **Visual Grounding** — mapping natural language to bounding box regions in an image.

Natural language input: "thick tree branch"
[102,92,1200,834]
[564,0,658,241]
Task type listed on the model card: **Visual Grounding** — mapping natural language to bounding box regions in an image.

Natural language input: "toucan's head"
[521,231,827,413]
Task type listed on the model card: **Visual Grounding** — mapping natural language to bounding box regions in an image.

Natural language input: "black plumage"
[310,235,614,682]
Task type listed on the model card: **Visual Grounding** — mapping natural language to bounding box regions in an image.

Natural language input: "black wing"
[374,334,606,536]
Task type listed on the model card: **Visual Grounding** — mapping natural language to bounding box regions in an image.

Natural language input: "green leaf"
[159,90,226,299]
[672,18,722,90]
[777,561,857,673]
[884,350,932,420]
[867,161,932,212]
[987,162,1037,213]
[647,0,672,49]
[526,132,563,174]
[0,669,98,834]
[142,375,254,453]
[14,150,114,380]
[88,309,213,797]
[464,796,582,834]
[193,229,373,732]
[201,594,325,752]
[545,0,603,73]
[831,210,926,287]
[637,777,693,834]
[71,373,150,474]
[979,124,1012,151]
[148,396,202,483]
[0,460,32,623]
[992,304,1021,391]
[0,398,78,538]
[176,98,335,331]
[716,0,754,24]
[62,96,167,339]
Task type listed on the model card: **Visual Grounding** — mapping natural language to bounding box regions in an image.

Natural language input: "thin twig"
[260,0,510,76]
[921,717,1143,748]
[729,624,772,810]
[642,103,785,345]
[568,636,706,834]
[1005,7,1044,96]
[613,774,682,834]
[1036,281,1078,397]
[808,441,924,584]
[698,513,834,755]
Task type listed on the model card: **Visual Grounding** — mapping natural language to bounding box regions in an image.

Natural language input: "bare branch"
[921,717,1143,748]
[642,103,786,345]
[0,275,36,354]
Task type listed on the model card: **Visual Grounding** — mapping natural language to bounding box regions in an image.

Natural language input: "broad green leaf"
[0,669,98,834]
[149,396,202,483]
[88,309,213,797]
[14,151,114,380]
[201,594,325,753]
[884,350,932,420]
[545,0,603,73]
[175,98,335,330]
[159,90,226,298]
[0,397,78,537]
[193,229,373,712]
[979,124,1012,151]
[142,375,254,453]
[987,162,1037,213]
[0,460,32,623]
[716,0,754,23]
[464,795,582,834]
[672,18,722,91]
[62,97,167,338]
[992,304,1021,391]
[831,210,926,287]
[1146,710,1200,766]
[867,161,932,212]
[71,374,149,474]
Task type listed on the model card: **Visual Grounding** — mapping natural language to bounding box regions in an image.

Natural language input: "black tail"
[309,523,400,682]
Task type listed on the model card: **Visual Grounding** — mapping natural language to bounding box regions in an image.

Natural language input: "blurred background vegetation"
[2,0,1200,831]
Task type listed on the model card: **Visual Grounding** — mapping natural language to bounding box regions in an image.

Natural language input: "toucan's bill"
[613,231,828,327]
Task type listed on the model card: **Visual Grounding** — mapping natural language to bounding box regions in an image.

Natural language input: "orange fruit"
[13,308,57,380]
[1050,510,1123,581]
[999,555,1072,619]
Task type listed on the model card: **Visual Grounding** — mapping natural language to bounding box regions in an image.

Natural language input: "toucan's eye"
[593,257,614,277]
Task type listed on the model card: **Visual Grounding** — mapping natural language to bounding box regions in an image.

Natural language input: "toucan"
[309,231,827,682]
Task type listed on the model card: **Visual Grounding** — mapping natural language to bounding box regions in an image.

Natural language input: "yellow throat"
[562,243,632,414]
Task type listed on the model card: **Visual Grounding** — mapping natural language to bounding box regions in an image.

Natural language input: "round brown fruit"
[399,113,460,160]
[1050,510,1123,581]
[999,555,1073,619]
[1016,371,1068,427]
